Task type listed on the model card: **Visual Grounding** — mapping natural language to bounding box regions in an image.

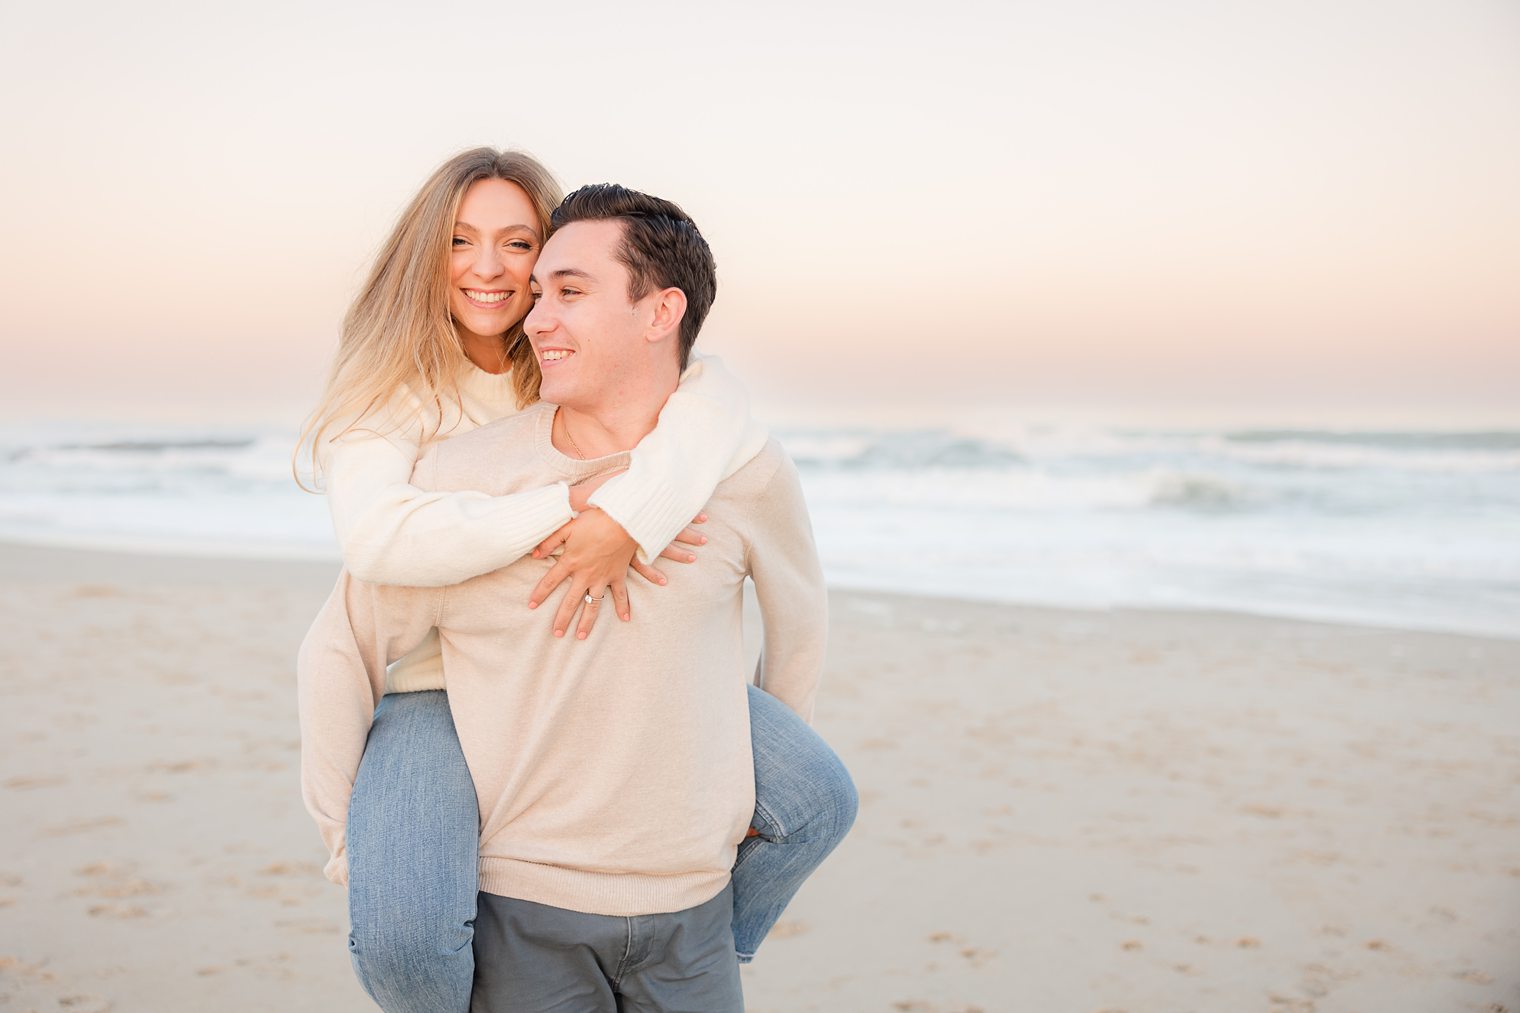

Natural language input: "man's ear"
[645,287,688,348]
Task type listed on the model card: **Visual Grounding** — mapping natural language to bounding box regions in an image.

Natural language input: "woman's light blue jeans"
[345,686,857,1013]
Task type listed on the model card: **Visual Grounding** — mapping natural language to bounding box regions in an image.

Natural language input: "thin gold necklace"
[560,411,586,460]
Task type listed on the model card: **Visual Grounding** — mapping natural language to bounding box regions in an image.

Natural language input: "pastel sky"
[2,0,1517,427]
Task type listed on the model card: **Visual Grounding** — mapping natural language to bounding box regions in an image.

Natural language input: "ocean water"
[2,420,1517,639]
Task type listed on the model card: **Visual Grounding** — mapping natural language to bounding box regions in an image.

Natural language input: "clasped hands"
[526,469,706,640]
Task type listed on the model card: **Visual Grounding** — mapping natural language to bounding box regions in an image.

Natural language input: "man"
[299,184,828,1011]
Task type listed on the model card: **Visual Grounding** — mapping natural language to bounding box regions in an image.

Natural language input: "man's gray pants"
[470,882,744,1012]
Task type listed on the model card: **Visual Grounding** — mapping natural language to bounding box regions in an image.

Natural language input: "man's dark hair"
[549,184,716,370]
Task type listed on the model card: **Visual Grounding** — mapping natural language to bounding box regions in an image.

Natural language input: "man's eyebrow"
[529,268,595,285]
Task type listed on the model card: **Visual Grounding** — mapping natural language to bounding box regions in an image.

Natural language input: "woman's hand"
[567,469,624,514]
[528,510,709,639]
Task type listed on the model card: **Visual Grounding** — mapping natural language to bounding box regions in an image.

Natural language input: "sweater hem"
[477,857,731,917]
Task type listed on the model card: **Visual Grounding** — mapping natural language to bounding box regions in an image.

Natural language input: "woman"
[297,148,857,1012]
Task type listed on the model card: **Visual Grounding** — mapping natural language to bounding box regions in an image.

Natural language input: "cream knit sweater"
[320,353,766,693]
[299,403,827,916]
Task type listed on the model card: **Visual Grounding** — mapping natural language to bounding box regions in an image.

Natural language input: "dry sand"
[0,541,1517,1012]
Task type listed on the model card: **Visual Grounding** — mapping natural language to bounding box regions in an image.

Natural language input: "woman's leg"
[346,690,479,1013]
[731,683,859,963]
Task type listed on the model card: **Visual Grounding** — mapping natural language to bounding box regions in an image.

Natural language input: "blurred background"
[2,0,1517,636]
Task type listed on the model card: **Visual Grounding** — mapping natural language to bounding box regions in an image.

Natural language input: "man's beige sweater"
[298,402,828,917]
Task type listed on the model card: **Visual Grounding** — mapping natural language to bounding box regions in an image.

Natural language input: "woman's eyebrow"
[453,220,539,239]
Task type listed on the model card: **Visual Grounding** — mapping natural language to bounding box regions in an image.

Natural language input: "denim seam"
[731,798,785,873]
[752,796,786,841]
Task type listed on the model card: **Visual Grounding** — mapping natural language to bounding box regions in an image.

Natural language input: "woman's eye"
[508,240,534,251]
[451,237,469,248]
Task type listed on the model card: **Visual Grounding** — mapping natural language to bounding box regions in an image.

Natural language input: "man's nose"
[524,297,551,336]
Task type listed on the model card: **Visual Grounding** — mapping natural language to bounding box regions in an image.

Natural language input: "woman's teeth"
[466,290,512,304]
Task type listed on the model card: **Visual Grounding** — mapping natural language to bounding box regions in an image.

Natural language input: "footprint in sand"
[148,759,209,774]
[958,945,996,967]
[67,585,122,599]
[274,917,341,936]
[3,775,68,790]
[87,904,148,919]
[74,863,162,914]
[766,919,808,940]
[257,862,323,878]
[926,932,997,968]
[44,817,123,838]
[0,955,110,1009]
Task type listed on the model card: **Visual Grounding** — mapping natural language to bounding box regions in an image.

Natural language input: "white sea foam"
[2,420,1517,638]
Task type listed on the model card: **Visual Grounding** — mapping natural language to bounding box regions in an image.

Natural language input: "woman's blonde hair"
[296,148,562,489]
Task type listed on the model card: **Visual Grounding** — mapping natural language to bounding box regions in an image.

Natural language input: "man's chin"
[539,380,573,407]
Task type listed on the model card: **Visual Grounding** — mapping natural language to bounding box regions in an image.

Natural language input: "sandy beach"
[1,540,1517,1012]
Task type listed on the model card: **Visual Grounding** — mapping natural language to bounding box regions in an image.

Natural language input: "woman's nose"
[473,246,504,279]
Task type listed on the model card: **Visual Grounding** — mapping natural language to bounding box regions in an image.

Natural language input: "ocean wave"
[9,437,257,460]
[1221,429,1520,451]
[781,426,1520,475]
[787,430,1024,470]
[2,418,1517,639]
[1147,474,1252,512]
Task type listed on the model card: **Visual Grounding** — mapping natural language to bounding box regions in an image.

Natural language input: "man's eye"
[561,288,581,298]
[529,290,542,301]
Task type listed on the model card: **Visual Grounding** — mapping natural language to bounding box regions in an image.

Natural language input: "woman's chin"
[453,307,524,343]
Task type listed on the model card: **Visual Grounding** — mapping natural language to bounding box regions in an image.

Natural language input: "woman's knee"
[348,914,474,1000]
[748,691,858,844]
[786,749,857,843]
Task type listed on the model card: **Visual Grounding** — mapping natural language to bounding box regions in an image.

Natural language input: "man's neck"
[550,348,685,457]
[553,403,652,459]
[554,375,680,459]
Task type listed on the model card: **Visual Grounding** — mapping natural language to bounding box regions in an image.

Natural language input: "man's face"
[524,220,650,409]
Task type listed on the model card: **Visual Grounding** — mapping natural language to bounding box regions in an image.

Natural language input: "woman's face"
[448,178,541,343]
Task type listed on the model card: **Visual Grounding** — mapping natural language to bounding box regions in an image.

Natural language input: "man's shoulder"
[417,405,548,489]
[713,437,798,500]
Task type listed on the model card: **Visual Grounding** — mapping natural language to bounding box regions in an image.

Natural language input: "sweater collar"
[456,357,518,406]
[531,403,632,479]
